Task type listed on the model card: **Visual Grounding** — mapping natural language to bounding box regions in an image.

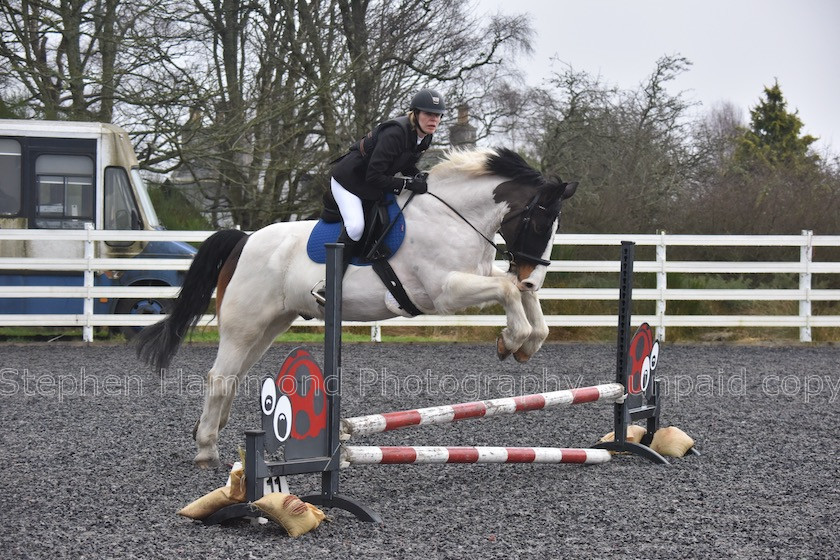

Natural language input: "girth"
[362,200,422,316]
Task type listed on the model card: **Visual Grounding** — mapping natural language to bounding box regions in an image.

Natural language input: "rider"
[329,88,446,270]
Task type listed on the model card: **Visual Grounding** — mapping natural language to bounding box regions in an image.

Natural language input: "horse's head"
[489,149,578,291]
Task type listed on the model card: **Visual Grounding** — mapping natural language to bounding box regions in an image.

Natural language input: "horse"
[136,147,577,468]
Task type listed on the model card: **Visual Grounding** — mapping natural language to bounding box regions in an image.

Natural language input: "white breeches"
[331,177,364,241]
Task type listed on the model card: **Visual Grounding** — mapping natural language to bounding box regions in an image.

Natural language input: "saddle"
[308,191,421,316]
[308,192,406,266]
[321,192,394,262]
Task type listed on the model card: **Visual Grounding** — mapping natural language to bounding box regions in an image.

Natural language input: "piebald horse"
[137,147,577,468]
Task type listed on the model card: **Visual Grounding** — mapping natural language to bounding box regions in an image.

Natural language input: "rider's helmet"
[410,89,446,115]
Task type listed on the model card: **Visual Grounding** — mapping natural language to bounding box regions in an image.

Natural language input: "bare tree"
[138,0,537,228]
[338,1,533,135]
[1,0,536,229]
[532,55,699,234]
[0,0,151,121]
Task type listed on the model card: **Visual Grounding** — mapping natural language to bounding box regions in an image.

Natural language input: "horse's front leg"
[514,290,549,362]
[436,271,531,360]
[488,267,548,362]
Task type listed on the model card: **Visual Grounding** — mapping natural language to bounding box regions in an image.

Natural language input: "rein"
[427,192,499,250]
[427,190,551,268]
[366,189,498,261]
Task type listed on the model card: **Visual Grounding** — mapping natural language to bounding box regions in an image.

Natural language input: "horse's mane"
[485,148,545,187]
[432,147,546,187]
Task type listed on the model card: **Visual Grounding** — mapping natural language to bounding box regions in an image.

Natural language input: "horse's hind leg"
[193,312,297,468]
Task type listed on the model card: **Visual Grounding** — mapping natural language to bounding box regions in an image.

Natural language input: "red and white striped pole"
[342,446,612,466]
[341,383,624,438]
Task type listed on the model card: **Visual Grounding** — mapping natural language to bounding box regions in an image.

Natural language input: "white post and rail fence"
[1,229,839,343]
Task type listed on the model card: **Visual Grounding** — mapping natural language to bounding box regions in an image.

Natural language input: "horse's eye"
[534,222,549,234]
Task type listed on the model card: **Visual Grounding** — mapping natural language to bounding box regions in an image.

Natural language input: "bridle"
[498,191,555,267]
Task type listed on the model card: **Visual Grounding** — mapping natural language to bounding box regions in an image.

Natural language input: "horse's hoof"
[194,453,221,470]
[496,336,511,361]
[513,350,531,363]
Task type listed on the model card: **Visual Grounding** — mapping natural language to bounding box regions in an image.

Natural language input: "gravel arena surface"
[2,340,839,559]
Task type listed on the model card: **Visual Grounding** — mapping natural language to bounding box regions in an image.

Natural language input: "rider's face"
[417,111,443,136]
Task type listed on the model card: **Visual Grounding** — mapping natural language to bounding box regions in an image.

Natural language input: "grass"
[0,326,452,344]
[1,323,836,344]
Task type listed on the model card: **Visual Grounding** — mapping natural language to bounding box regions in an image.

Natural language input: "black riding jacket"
[331,116,433,200]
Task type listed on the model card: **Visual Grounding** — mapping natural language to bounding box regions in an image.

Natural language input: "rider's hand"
[404,172,428,194]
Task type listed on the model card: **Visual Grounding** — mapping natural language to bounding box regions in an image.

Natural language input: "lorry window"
[130,168,161,228]
[105,166,142,230]
[0,139,21,215]
[34,154,94,228]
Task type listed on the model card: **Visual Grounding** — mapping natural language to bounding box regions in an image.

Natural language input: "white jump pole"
[342,446,613,466]
[341,383,625,438]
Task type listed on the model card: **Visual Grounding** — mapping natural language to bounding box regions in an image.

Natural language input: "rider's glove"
[404,172,428,194]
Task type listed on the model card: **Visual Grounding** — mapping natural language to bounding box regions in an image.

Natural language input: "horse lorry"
[0,119,196,336]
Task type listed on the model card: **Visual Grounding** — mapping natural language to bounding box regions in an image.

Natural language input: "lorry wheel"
[115,297,173,340]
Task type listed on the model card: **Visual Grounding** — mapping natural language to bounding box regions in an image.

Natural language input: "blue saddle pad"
[306,196,406,266]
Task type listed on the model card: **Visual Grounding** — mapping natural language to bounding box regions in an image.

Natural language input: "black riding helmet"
[410,88,446,114]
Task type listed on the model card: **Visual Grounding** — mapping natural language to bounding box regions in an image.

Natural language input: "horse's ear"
[561,181,578,200]
[540,180,576,206]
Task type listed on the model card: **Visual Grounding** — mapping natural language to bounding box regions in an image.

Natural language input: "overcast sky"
[476,0,840,154]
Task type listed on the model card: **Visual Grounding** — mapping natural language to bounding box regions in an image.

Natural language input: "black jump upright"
[592,241,668,464]
[298,243,380,521]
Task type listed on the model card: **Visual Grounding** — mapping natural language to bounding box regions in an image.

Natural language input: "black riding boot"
[313,229,360,305]
[337,229,360,275]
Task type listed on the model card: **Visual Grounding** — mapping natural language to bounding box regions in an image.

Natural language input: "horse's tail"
[135,229,249,373]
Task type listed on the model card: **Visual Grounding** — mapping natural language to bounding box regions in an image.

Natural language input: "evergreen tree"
[0,99,18,119]
[0,91,26,119]
[735,80,818,169]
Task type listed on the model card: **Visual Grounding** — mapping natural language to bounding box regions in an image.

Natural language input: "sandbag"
[251,493,327,537]
[177,467,247,520]
[650,426,695,457]
[177,487,240,520]
[227,467,246,502]
[599,423,648,444]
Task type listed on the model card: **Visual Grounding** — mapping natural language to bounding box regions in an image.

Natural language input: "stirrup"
[310,280,327,306]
